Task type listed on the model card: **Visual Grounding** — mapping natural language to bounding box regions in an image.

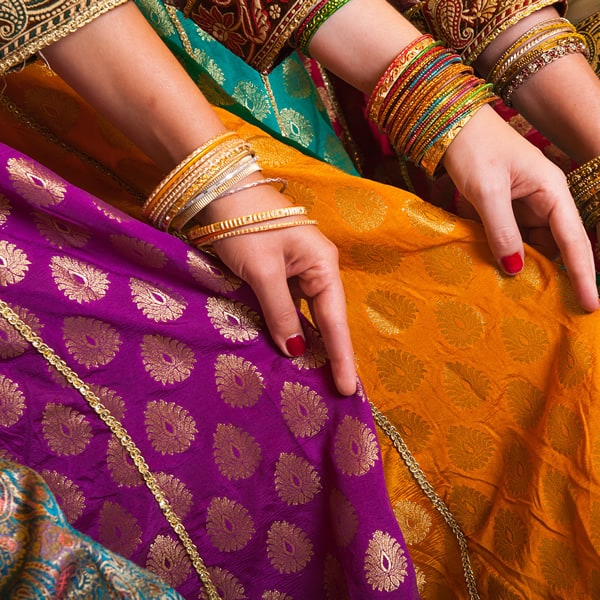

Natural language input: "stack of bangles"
[567,156,600,230]
[488,18,590,106]
[367,34,497,178]
[142,132,317,246]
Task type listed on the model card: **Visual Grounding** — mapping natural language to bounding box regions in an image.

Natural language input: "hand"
[200,176,357,396]
[443,105,599,312]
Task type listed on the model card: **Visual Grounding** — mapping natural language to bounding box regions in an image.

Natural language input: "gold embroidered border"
[370,401,481,600]
[0,299,221,600]
[576,10,600,75]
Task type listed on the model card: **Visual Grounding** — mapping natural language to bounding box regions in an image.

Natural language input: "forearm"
[42,1,227,170]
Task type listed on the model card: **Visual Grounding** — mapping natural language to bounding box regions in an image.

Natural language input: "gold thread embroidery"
[333,415,379,476]
[364,530,408,592]
[266,520,314,574]
[140,335,196,385]
[42,403,92,456]
[6,156,66,207]
[146,534,193,588]
[0,374,25,427]
[50,255,110,303]
[215,353,264,408]
[213,422,262,481]
[144,399,198,455]
[274,452,321,506]
[40,469,86,523]
[62,316,122,368]
[0,240,30,286]
[206,496,255,552]
[280,381,328,438]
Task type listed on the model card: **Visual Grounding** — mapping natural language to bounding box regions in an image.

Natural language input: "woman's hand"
[443,105,600,312]
[201,177,357,396]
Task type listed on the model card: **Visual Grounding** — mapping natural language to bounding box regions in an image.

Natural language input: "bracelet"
[213,177,287,203]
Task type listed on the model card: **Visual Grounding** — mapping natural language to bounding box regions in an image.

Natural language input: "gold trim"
[0,299,221,600]
[260,72,287,136]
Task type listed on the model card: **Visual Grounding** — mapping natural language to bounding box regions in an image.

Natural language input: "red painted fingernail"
[285,335,306,357]
[501,253,523,274]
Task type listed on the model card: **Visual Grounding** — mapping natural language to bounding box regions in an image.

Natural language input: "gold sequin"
[61,316,121,368]
[206,296,261,342]
[266,521,314,574]
[7,157,66,207]
[493,507,527,563]
[109,234,167,269]
[364,530,408,592]
[0,374,25,427]
[448,485,492,536]
[206,496,255,552]
[144,399,197,455]
[504,442,533,499]
[422,245,473,286]
[199,566,246,600]
[155,472,193,522]
[435,300,485,348]
[40,470,85,523]
[335,186,387,232]
[215,354,264,408]
[376,349,425,393]
[280,381,328,438]
[506,379,545,429]
[539,537,577,591]
[213,423,262,480]
[0,194,10,226]
[0,240,30,286]
[334,415,379,477]
[129,277,187,322]
[42,403,91,456]
[140,335,196,385]
[187,249,242,294]
[443,362,490,409]
[501,316,549,363]
[393,500,432,545]
[329,488,358,547]
[557,336,593,388]
[50,255,109,303]
[146,534,192,588]
[99,501,142,558]
[365,290,417,335]
[274,452,321,506]
[33,212,91,249]
[546,404,583,457]
[107,437,143,488]
[447,425,494,471]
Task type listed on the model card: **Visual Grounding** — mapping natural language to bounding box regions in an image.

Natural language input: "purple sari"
[0,141,419,598]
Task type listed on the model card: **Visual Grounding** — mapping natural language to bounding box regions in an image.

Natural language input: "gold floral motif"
[129,277,186,322]
[206,496,255,552]
[539,537,577,591]
[403,195,456,237]
[414,566,426,593]
[144,399,198,455]
[244,134,297,167]
[443,362,491,409]
[505,378,545,429]
[155,472,194,522]
[348,243,404,274]
[0,240,30,286]
[186,249,241,293]
[206,296,261,343]
[62,316,121,368]
[364,530,408,592]
[0,194,11,226]
[501,316,549,363]
[448,485,492,536]
[33,212,91,249]
[199,566,246,600]
[280,381,328,438]
[146,534,192,587]
[385,407,432,453]
[557,336,593,388]
[262,591,293,600]
[335,186,387,232]
[291,327,327,370]
[90,198,124,223]
[99,501,142,558]
[40,470,85,523]
[274,452,321,506]
[493,507,527,563]
[0,374,25,427]
[42,403,92,456]
[422,245,473,286]
[376,348,425,393]
[365,290,417,335]
[143,0,177,36]
[279,108,314,147]
[283,59,311,99]
[334,415,379,477]
[215,354,264,408]
[434,300,485,348]
[109,234,167,269]
[107,437,143,488]
[140,334,196,385]
[541,467,574,526]
[447,425,494,471]
[266,521,314,574]
[494,259,540,300]
[7,157,66,207]
[50,255,109,303]
[232,81,272,121]
[393,500,432,545]
[191,47,225,83]
[89,384,126,420]
[329,488,358,547]
[283,180,316,212]
[504,442,533,499]
[487,574,521,600]
[213,423,262,480]
[324,554,350,600]
[546,404,583,457]
[23,86,80,135]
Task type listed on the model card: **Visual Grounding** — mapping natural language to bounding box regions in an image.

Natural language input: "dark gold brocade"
[577,10,600,75]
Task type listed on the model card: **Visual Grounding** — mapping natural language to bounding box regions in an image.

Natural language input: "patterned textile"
[577,9,600,75]
[0,139,420,599]
[0,459,184,598]
[1,62,600,599]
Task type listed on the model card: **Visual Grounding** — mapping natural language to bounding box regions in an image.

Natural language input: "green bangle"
[297,0,353,53]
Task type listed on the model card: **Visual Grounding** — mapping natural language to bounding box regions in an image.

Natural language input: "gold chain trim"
[370,402,480,600]
[0,299,220,600]
[259,72,288,137]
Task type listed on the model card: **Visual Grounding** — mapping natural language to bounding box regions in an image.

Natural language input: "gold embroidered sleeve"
[576,10,600,75]
[390,0,567,65]
[0,0,130,75]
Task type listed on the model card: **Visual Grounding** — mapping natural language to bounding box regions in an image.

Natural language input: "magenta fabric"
[0,141,419,599]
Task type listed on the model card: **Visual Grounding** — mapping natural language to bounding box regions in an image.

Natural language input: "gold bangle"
[567,156,600,187]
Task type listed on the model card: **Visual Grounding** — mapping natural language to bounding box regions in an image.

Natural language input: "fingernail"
[501,253,523,274]
[285,334,306,357]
